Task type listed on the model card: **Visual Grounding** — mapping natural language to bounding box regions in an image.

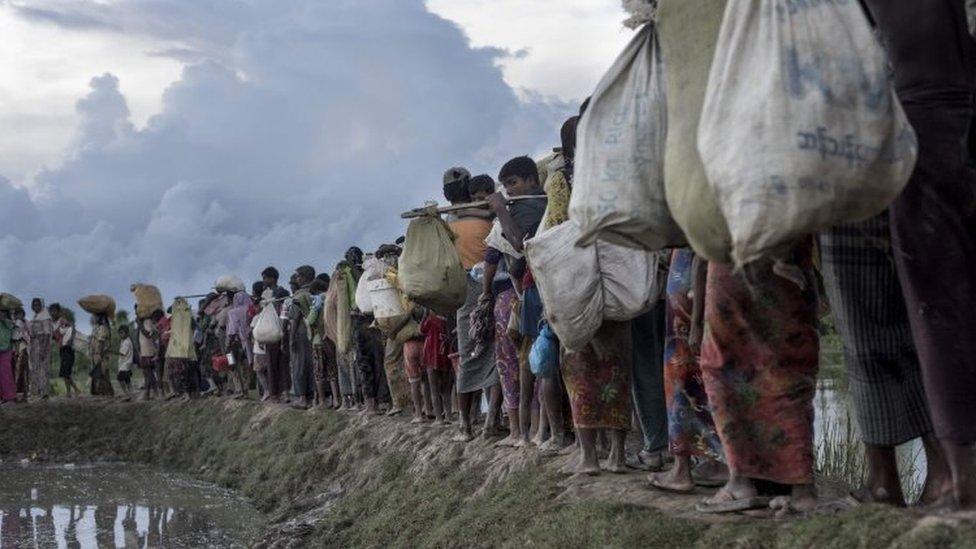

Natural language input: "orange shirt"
[449,217,492,270]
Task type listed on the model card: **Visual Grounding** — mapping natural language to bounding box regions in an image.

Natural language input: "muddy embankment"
[1,400,974,548]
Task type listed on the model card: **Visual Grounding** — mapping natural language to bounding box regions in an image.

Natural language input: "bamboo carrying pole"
[400,194,547,219]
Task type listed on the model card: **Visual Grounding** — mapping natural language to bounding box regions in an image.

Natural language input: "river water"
[814,379,927,495]
[0,463,263,548]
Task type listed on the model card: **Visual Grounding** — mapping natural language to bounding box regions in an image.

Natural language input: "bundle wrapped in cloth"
[78,294,116,317]
[525,220,665,351]
[397,214,467,316]
[130,283,163,319]
[214,274,245,293]
[0,293,22,312]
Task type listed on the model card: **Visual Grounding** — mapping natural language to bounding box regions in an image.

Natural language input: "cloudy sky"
[0,0,633,317]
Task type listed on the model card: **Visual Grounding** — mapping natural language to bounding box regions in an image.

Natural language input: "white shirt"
[118,339,134,372]
[57,321,75,347]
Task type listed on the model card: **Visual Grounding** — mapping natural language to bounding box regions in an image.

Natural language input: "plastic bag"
[398,214,467,315]
[252,302,284,344]
[570,23,686,251]
[525,220,664,351]
[658,0,732,263]
[355,258,388,314]
[698,0,917,267]
[77,294,115,317]
[529,323,559,377]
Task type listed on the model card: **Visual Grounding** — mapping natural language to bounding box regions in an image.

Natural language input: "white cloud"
[0,2,183,182]
[425,0,632,102]
[0,0,577,317]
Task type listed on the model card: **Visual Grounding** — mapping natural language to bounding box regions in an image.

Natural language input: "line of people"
[1,0,974,517]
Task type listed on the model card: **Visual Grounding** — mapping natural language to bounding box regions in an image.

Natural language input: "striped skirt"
[819,212,933,446]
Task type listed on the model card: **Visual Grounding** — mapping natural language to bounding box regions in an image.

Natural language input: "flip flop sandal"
[696,496,771,514]
[647,477,696,495]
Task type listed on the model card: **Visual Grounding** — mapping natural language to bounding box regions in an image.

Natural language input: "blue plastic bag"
[529,322,559,378]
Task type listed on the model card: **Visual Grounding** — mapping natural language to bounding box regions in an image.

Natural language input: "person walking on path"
[27,298,53,400]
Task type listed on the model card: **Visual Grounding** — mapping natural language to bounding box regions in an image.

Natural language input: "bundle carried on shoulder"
[398,214,467,316]
[78,294,116,317]
[166,297,197,360]
[525,220,664,351]
[214,274,245,293]
[697,0,917,267]
[130,283,163,319]
[657,0,732,263]
[0,293,21,312]
[570,21,686,251]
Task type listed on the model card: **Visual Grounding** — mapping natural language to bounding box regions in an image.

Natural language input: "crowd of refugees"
[0,0,974,517]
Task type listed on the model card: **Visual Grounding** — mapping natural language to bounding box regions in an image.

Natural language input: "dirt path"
[1,398,974,547]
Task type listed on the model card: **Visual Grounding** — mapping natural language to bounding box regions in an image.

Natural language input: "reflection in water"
[0,464,262,548]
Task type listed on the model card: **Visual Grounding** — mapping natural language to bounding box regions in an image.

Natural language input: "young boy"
[116,325,134,396]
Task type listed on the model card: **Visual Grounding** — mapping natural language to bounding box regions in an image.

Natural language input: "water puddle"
[0,463,263,548]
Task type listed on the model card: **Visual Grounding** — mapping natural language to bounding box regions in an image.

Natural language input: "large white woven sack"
[569,24,686,251]
[525,220,663,351]
[698,0,917,267]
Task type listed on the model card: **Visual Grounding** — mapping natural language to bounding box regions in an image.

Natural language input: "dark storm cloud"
[1,0,573,315]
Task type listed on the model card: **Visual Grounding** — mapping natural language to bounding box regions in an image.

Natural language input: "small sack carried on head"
[214,274,245,293]
[131,283,163,319]
[525,220,664,351]
[78,294,116,317]
[398,214,467,316]
[253,301,284,344]
[0,293,21,312]
[697,0,917,267]
[570,23,686,251]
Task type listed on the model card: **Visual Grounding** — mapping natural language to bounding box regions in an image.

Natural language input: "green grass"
[2,400,971,548]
